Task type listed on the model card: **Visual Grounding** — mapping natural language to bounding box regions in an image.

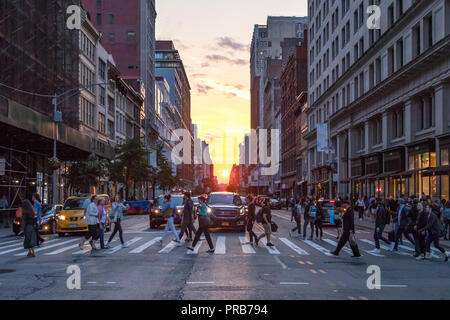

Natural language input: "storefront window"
[442,175,449,201]
[422,176,430,197]
[431,176,439,199]
[442,148,449,166]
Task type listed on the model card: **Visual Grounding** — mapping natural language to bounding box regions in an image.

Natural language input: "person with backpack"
[187,196,214,253]
[246,195,258,245]
[289,199,302,238]
[444,201,450,240]
[370,199,391,254]
[302,199,316,240]
[331,203,361,257]
[419,204,448,261]
[106,194,129,248]
[255,199,274,247]
[157,195,182,247]
[79,195,100,250]
[390,199,415,251]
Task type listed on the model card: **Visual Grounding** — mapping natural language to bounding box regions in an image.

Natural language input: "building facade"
[305,0,450,201]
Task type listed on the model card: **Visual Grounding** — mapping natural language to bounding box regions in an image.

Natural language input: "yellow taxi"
[57,194,111,237]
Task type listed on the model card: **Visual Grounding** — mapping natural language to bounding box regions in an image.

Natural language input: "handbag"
[270,221,278,232]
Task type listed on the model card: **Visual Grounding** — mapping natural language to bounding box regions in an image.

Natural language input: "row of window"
[81,32,95,61]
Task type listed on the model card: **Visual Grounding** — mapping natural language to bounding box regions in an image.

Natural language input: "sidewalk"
[0,224,16,239]
[353,216,450,249]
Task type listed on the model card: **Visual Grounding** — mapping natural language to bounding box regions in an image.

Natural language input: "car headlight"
[240,208,245,215]
[207,207,212,214]
[59,215,66,221]
[176,209,182,214]
[154,209,160,214]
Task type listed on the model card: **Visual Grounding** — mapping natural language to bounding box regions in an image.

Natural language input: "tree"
[114,137,150,200]
[148,143,179,199]
[66,154,106,194]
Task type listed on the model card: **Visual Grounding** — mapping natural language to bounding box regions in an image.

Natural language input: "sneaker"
[255,238,259,246]
[444,255,448,262]
[266,242,274,247]
[331,251,339,256]
[79,240,85,250]
[105,243,112,249]
[416,255,424,260]
[156,239,162,245]
[187,246,194,251]
[389,243,396,252]
[370,248,381,254]
[206,249,215,253]
[90,241,97,251]
[121,243,129,248]
[174,241,182,247]
[288,230,293,238]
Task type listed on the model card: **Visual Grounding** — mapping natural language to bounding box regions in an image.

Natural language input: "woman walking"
[79,195,100,250]
[187,196,214,253]
[106,194,129,248]
[22,200,38,257]
[315,201,324,240]
[356,196,365,220]
[178,192,197,242]
[98,198,107,249]
[157,195,181,246]
[246,195,258,245]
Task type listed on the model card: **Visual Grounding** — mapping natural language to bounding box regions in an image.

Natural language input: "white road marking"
[214,236,226,254]
[239,236,256,254]
[302,239,333,256]
[274,256,288,269]
[129,237,161,253]
[322,238,353,256]
[280,282,309,285]
[359,239,410,256]
[105,237,142,254]
[187,241,203,255]
[0,239,21,246]
[0,239,60,255]
[377,284,408,288]
[106,282,117,284]
[187,281,214,284]
[260,238,280,254]
[279,238,309,255]
[87,282,97,284]
[14,238,80,256]
[0,241,26,250]
[158,241,178,253]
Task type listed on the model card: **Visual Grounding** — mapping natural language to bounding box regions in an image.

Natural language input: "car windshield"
[156,196,184,207]
[63,198,90,210]
[321,202,335,209]
[208,194,242,206]
[192,197,199,204]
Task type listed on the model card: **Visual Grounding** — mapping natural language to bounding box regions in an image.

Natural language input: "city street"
[0,211,448,300]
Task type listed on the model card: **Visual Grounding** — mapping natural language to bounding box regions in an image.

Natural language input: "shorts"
[262,223,272,236]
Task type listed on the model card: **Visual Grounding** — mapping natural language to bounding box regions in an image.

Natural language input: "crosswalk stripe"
[302,239,333,256]
[279,238,309,255]
[0,241,26,250]
[73,239,119,255]
[0,238,60,255]
[187,241,203,255]
[0,239,21,246]
[129,237,161,253]
[105,237,142,254]
[214,236,226,254]
[239,236,256,254]
[359,239,410,256]
[14,238,80,256]
[45,244,80,255]
[322,238,353,256]
[260,238,280,254]
[158,241,179,253]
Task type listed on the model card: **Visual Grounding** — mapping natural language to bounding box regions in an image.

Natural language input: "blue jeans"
[374,225,391,249]
[99,223,105,248]
[161,217,180,242]
[425,233,446,254]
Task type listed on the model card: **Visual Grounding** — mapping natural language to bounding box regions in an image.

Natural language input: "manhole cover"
[0,269,15,274]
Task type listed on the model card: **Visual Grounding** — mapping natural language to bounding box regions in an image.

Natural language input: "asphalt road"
[0,210,448,300]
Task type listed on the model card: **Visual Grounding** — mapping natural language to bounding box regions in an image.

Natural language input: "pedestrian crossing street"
[1,231,448,260]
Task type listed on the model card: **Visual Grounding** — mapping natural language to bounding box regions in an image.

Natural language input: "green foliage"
[66,154,106,193]
[148,143,179,198]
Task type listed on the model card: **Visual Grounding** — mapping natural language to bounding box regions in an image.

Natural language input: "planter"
[48,157,61,170]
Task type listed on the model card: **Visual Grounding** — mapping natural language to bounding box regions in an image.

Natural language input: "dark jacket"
[182,198,194,223]
[247,203,256,222]
[261,205,272,223]
[416,210,428,230]
[342,207,355,233]
[419,211,441,236]
[393,205,410,228]
[303,204,311,219]
[375,205,386,227]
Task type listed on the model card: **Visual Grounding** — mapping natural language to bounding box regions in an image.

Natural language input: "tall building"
[249,16,308,196]
[280,30,308,199]
[155,40,193,188]
[82,0,157,143]
[304,0,450,201]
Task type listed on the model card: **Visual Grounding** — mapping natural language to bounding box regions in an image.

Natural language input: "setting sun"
[222,169,231,178]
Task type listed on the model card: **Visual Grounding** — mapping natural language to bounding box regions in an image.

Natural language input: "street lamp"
[51,82,111,204]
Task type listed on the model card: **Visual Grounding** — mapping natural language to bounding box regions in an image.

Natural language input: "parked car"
[279,198,287,207]
[57,194,111,237]
[149,194,184,229]
[318,199,337,225]
[39,204,63,234]
[207,192,246,231]
[269,199,282,210]
[123,200,151,215]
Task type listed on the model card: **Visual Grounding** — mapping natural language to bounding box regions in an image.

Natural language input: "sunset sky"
[155,0,308,183]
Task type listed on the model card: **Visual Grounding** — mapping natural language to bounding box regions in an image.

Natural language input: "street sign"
[0,158,5,176]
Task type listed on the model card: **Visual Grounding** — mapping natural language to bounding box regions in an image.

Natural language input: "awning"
[422,166,450,177]
[391,169,421,178]
[374,171,401,179]
[357,173,379,181]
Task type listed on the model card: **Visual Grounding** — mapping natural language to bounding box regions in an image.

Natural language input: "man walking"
[256,199,274,247]
[246,196,258,245]
[419,204,448,261]
[331,203,361,257]
[289,199,302,238]
[390,199,415,251]
[302,199,315,240]
[370,199,391,254]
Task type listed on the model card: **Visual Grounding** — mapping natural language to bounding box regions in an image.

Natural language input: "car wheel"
[58,232,65,237]
[51,221,57,234]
